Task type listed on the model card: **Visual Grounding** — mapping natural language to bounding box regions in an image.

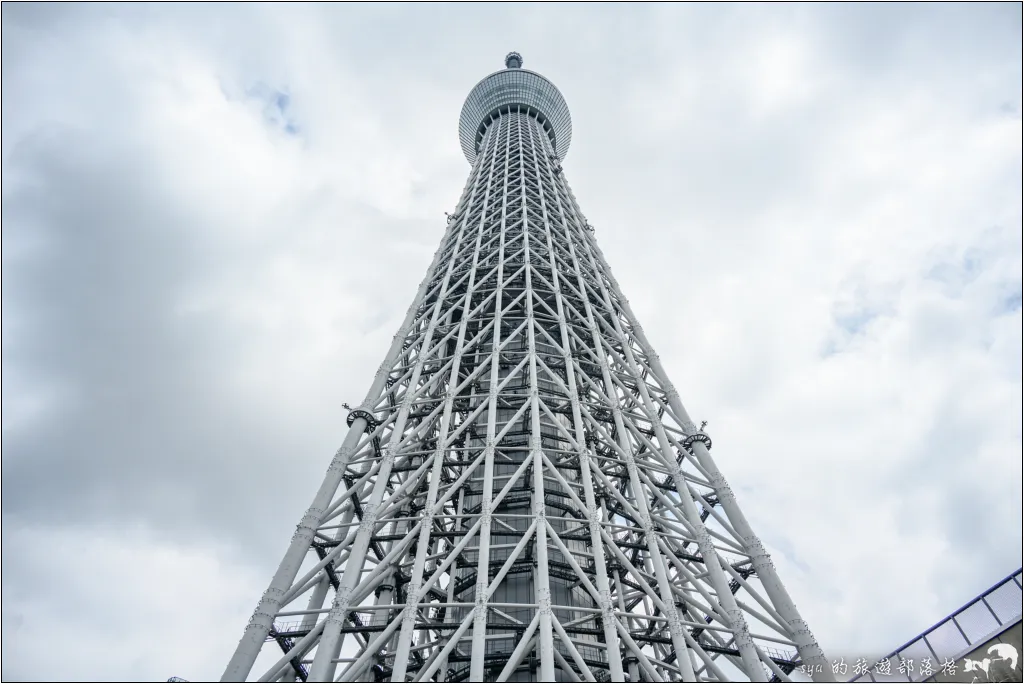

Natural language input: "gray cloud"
[2,3,1021,681]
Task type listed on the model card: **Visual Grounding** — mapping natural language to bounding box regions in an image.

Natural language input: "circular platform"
[458,54,572,165]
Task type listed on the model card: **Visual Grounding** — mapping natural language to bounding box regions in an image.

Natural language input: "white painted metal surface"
[221,55,832,683]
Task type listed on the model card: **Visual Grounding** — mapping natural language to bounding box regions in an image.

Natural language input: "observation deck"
[458,52,573,165]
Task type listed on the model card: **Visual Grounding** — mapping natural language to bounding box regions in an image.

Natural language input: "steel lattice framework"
[222,53,833,683]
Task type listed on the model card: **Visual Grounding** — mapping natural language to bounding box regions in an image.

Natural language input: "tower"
[222,53,832,683]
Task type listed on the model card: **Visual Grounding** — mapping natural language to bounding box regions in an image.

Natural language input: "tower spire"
[220,55,832,683]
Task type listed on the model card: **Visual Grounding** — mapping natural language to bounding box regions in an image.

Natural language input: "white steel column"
[469,113,512,681]
[520,111,557,683]
[528,125,625,682]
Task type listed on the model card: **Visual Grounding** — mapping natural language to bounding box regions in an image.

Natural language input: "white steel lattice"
[221,56,833,684]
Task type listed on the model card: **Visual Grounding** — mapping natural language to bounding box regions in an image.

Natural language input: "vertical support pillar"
[529,124,624,682]
[521,113,557,683]
[470,113,512,682]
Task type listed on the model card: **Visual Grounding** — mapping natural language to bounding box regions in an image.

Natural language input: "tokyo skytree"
[221,53,832,683]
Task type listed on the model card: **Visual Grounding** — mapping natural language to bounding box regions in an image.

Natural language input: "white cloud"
[1,524,264,682]
[2,3,1020,680]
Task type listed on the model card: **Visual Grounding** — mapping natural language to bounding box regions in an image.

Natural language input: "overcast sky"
[2,3,1021,681]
